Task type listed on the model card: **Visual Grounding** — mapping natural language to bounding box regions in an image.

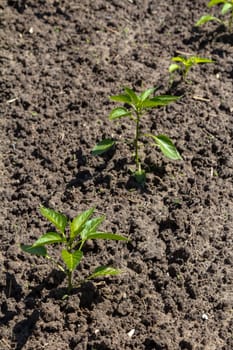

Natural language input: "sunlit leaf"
[40,206,67,234]
[109,94,131,104]
[80,216,105,240]
[208,0,226,7]
[124,87,139,105]
[152,134,182,160]
[109,107,131,120]
[221,3,232,15]
[91,139,115,156]
[70,208,94,239]
[191,57,214,64]
[169,63,181,73]
[145,133,181,160]
[171,56,187,64]
[32,232,65,247]
[142,95,180,108]
[139,88,157,102]
[195,15,221,26]
[20,244,47,256]
[61,249,83,272]
[88,266,122,279]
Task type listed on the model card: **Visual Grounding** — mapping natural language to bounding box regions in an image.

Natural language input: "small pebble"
[127,329,135,338]
[202,313,208,320]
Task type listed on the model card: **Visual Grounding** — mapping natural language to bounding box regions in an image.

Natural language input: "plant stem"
[135,110,140,171]
[67,270,73,293]
[229,10,233,32]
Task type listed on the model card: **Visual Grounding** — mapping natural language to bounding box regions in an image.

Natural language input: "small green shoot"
[21,206,128,293]
[93,87,182,183]
[195,0,233,32]
[169,56,214,80]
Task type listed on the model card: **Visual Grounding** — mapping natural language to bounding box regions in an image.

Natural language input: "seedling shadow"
[67,169,93,188]
[13,310,40,350]
[24,269,103,307]
[0,300,18,325]
[7,0,26,13]
[0,274,23,331]
[66,146,118,189]
[47,280,104,308]
[184,25,233,49]
[5,272,23,302]
[166,79,187,96]
[26,269,66,299]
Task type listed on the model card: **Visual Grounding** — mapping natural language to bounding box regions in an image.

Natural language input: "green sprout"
[21,206,128,293]
[195,0,233,32]
[92,87,182,183]
[169,56,214,80]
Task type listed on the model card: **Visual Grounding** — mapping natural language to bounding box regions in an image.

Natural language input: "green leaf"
[70,208,94,239]
[109,107,131,120]
[32,232,65,247]
[40,206,67,234]
[124,87,139,105]
[221,3,232,15]
[139,88,156,102]
[142,95,180,109]
[91,139,115,156]
[88,266,122,279]
[171,56,187,64]
[61,249,83,272]
[80,216,105,240]
[169,63,181,73]
[84,232,128,241]
[109,94,131,104]
[21,244,47,256]
[134,169,146,184]
[208,0,226,7]
[152,134,182,160]
[190,56,214,64]
[195,15,221,26]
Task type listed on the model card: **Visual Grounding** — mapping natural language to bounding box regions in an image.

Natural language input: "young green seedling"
[195,0,233,32]
[169,56,214,80]
[92,87,182,183]
[21,206,128,293]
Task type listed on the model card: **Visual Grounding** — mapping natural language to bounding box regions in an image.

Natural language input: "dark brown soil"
[0,1,233,349]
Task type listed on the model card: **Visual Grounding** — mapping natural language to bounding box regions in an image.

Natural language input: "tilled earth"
[0,1,233,349]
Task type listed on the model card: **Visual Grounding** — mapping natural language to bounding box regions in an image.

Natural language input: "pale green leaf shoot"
[88,266,122,279]
[61,249,83,272]
[148,134,182,160]
[70,208,94,239]
[109,107,131,120]
[32,232,65,247]
[40,206,67,234]
[91,139,115,156]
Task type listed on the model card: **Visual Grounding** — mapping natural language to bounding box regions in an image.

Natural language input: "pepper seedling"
[21,206,128,293]
[92,87,182,183]
[195,0,233,32]
[169,55,214,81]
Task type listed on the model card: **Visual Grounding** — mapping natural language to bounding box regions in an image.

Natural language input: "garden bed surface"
[0,0,233,349]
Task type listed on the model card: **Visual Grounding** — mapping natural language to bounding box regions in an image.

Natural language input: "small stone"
[202,313,208,320]
[127,329,135,338]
